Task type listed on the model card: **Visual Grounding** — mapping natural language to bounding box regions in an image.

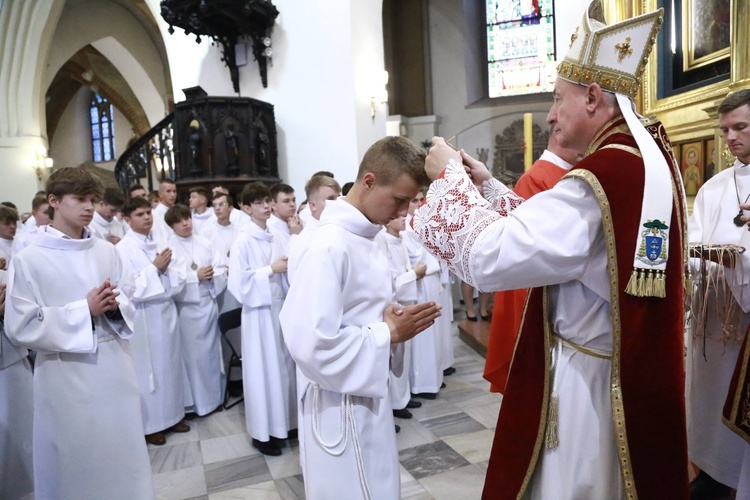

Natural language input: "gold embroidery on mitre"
[570,26,579,48]
[555,7,664,99]
[615,37,633,61]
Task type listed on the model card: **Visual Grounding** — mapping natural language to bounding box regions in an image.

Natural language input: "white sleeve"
[209,246,229,298]
[227,237,273,308]
[5,258,95,353]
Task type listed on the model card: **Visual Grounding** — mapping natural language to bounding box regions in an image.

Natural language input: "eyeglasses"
[212,202,228,208]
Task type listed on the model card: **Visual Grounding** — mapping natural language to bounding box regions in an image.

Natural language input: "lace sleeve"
[483,178,525,211]
[412,159,524,286]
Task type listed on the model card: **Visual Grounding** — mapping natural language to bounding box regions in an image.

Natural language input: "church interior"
[1,0,747,498]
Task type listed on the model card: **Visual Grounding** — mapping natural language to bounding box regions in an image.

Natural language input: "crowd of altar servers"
[0,173,455,499]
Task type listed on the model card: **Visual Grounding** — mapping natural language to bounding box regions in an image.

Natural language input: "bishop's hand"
[385,301,442,344]
[425,137,462,181]
[460,149,492,194]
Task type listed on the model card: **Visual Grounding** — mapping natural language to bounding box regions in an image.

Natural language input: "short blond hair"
[305,175,341,199]
[356,136,428,187]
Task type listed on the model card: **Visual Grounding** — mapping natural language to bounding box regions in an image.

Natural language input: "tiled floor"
[150,320,502,500]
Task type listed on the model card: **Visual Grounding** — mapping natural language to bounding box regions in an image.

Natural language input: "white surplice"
[0,270,33,500]
[169,233,227,416]
[229,207,250,229]
[686,159,750,487]
[151,202,174,245]
[403,221,445,393]
[6,226,154,500]
[376,229,417,410]
[279,199,402,500]
[437,261,455,370]
[191,207,217,236]
[228,221,296,441]
[0,237,13,262]
[12,223,40,255]
[268,213,292,250]
[413,160,623,499]
[117,230,187,434]
[200,220,243,376]
[287,217,319,284]
[88,211,124,243]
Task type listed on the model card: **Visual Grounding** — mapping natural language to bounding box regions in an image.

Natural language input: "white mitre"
[558,2,676,299]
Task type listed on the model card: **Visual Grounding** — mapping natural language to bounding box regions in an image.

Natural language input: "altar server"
[118,196,190,446]
[228,182,296,456]
[167,204,228,416]
[6,167,154,499]
[280,136,442,499]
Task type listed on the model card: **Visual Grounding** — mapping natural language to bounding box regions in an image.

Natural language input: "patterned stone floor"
[150,319,502,499]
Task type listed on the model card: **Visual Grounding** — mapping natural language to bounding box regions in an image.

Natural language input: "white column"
[0,0,64,206]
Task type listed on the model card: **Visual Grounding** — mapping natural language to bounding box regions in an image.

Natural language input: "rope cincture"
[311,384,373,500]
[545,338,563,450]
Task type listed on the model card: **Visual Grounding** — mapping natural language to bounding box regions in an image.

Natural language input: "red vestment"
[724,324,750,444]
[483,117,689,498]
[484,157,568,393]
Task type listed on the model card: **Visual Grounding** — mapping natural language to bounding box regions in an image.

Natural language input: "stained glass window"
[90,93,116,162]
[486,0,556,97]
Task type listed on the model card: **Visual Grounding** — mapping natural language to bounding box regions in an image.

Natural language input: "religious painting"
[681,141,704,197]
[705,138,716,182]
[649,0,730,102]
[684,0,730,70]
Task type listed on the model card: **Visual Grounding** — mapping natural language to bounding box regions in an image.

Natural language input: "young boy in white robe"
[5,167,154,499]
[0,274,34,499]
[268,183,301,251]
[89,187,125,244]
[188,186,216,236]
[279,136,442,499]
[12,193,50,254]
[376,216,427,419]
[203,192,243,393]
[287,175,341,284]
[150,180,176,244]
[117,196,190,446]
[166,204,227,417]
[404,190,446,397]
[228,182,296,456]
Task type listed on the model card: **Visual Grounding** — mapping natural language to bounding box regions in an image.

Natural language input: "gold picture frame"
[638,0,750,176]
[682,0,731,71]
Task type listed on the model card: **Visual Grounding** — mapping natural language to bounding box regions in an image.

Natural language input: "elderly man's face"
[547,78,590,154]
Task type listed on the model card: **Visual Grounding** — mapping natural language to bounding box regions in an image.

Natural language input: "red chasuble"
[724,325,750,444]
[484,158,568,394]
[483,117,689,499]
